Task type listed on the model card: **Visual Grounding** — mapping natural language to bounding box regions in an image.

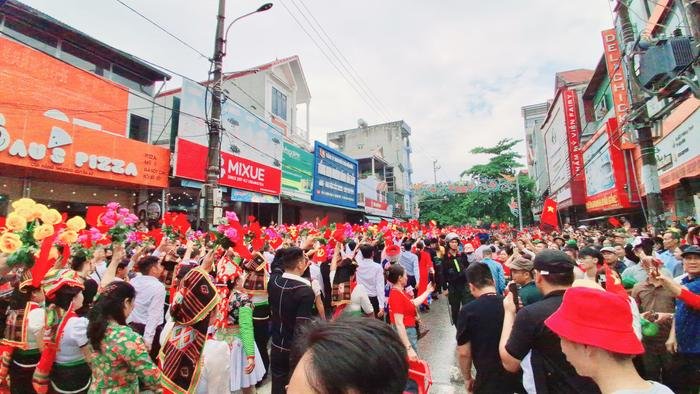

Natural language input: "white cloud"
[19,0,614,183]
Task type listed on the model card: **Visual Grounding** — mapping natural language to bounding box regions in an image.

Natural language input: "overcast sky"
[20,0,614,184]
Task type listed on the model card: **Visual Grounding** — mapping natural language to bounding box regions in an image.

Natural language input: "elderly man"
[658,231,685,277]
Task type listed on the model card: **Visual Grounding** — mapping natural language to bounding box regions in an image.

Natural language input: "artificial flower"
[66,216,87,231]
[11,198,35,211]
[5,212,27,231]
[0,232,22,253]
[58,230,79,244]
[40,209,63,226]
[29,203,49,221]
[14,207,33,221]
[33,223,55,241]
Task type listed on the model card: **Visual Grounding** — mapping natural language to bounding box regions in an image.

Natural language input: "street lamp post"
[204,1,273,230]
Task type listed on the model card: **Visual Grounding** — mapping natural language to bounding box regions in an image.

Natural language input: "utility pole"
[615,0,666,230]
[204,0,226,230]
[516,172,523,231]
[432,160,440,184]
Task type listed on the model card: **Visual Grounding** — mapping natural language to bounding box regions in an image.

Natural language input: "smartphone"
[508,283,520,312]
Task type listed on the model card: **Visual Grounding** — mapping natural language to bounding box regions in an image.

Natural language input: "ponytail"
[87,281,135,352]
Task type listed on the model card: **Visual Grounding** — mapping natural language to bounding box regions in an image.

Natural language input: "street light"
[203,1,273,230]
[223,3,274,54]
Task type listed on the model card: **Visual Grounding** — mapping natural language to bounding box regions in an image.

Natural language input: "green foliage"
[419,138,535,226]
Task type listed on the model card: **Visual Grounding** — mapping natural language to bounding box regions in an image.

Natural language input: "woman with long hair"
[86,281,161,392]
[386,264,433,361]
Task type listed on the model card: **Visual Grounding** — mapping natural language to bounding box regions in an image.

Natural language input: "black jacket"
[442,251,469,289]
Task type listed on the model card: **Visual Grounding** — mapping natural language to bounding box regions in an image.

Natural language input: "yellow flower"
[0,232,22,253]
[40,209,62,226]
[58,230,78,244]
[33,224,55,241]
[5,212,27,231]
[66,216,86,232]
[11,198,35,211]
[14,207,33,221]
[29,204,49,221]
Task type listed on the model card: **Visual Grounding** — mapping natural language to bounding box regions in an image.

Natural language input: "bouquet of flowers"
[211,211,243,250]
[0,198,66,268]
[98,202,138,244]
[162,212,191,242]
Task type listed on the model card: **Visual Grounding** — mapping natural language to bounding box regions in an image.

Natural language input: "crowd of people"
[0,197,698,393]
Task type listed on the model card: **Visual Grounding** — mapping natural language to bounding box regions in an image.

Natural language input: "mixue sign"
[175,138,281,195]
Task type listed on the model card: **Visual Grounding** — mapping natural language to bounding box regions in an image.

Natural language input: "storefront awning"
[364,214,394,223]
[281,195,365,212]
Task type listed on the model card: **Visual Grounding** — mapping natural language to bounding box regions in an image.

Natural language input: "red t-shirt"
[388,288,417,327]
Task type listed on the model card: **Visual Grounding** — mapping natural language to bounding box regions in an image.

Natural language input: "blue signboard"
[312,141,358,208]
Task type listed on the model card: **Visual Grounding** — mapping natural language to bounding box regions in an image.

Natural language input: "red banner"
[602,29,634,149]
[174,138,281,195]
[365,198,388,211]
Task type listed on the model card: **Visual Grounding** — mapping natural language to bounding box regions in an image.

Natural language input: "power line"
[277,0,390,122]
[290,0,394,120]
[113,0,211,61]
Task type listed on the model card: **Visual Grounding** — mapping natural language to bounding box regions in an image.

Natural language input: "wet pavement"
[417,295,467,394]
[257,295,466,393]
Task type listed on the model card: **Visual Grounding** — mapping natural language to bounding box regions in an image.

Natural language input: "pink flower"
[118,208,130,216]
[102,218,116,227]
[106,202,120,210]
[225,211,239,223]
[224,228,238,240]
[103,210,117,221]
[123,214,138,225]
[77,234,89,243]
[216,225,226,233]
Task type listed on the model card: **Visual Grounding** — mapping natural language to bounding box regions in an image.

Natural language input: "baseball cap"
[681,245,700,257]
[599,246,616,254]
[545,287,644,355]
[533,249,576,274]
[506,257,534,271]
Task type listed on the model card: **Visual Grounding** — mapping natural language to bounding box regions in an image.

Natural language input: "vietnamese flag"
[608,217,622,228]
[85,206,108,226]
[540,198,559,230]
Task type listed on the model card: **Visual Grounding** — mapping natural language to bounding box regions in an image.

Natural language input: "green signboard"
[282,142,313,200]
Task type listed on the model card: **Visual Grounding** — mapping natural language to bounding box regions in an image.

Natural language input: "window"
[60,41,110,76]
[2,16,58,55]
[129,114,149,143]
[271,87,287,120]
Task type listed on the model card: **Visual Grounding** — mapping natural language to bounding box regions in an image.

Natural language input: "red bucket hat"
[544,287,643,355]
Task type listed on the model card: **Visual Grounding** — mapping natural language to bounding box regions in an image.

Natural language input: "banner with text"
[312,141,358,208]
[282,142,313,201]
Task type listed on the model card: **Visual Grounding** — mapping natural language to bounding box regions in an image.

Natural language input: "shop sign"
[175,138,281,195]
[583,118,636,213]
[563,89,584,183]
[312,142,358,208]
[601,29,634,149]
[177,80,283,167]
[543,97,571,197]
[230,189,280,203]
[656,108,700,190]
[359,176,393,217]
[0,37,169,187]
[281,142,313,201]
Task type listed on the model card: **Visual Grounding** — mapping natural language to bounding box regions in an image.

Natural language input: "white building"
[327,120,414,218]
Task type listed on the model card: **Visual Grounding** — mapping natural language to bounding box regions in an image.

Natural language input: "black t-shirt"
[443,252,469,289]
[268,273,315,350]
[505,290,600,394]
[456,294,524,394]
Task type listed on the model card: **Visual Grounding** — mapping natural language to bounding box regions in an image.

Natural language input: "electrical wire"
[277,0,390,122]
[113,0,211,61]
[290,0,394,120]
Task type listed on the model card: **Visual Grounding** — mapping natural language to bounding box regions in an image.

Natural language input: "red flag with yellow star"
[540,197,558,230]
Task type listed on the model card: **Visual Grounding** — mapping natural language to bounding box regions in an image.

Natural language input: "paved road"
[257,295,466,393]
[418,295,467,394]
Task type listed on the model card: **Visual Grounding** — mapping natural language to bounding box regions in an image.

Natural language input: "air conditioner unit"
[639,36,696,96]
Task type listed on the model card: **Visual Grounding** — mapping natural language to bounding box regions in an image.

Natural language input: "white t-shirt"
[56,316,88,364]
[612,381,674,394]
[348,283,374,315]
[27,308,45,349]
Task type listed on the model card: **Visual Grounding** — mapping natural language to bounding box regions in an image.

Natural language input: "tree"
[418,138,535,226]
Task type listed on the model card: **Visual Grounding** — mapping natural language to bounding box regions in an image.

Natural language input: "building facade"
[327,120,415,218]
[538,70,593,224]
[0,0,171,224]
[521,101,550,217]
